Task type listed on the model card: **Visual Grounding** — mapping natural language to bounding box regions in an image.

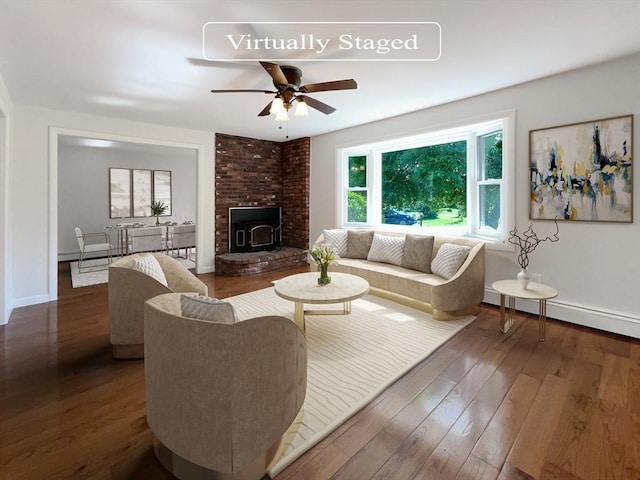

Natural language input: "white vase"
[517,269,530,289]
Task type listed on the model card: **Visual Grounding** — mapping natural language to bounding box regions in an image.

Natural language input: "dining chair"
[128,226,164,254]
[167,224,196,260]
[75,227,113,273]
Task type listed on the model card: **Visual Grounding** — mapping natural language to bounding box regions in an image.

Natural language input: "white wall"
[10,105,215,308]
[311,54,640,338]
[58,142,197,259]
[0,72,13,325]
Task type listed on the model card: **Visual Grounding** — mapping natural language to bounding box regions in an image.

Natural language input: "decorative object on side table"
[508,218,559,289]
[307,243,338,285]
[150,201,168,226]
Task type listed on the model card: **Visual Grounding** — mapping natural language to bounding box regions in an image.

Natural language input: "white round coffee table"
[492,279,558,341]
[274,272,370,332]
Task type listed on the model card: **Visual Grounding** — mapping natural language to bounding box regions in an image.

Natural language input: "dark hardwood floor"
[1,262,638,479]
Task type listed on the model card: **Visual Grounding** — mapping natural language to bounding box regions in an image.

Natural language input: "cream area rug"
[223,287,476,477]
[69,254,196,288]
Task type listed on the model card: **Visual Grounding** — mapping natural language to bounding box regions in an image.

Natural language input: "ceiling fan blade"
[211,89,276,94]
[258,102,273,116]
[187,58,255,70]
[298,95,336,115]
[260,61,289,87]
[300,79,357,93]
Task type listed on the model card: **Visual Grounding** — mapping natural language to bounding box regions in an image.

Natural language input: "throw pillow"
[132,253,168,287]
[401,234,435,273]
[345,230,375,259]
[431,243,471,280]
[322,229,348,257]
[180,294,237,324]
[367,233,405,266]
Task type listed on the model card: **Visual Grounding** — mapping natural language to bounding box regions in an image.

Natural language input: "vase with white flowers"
[508,218,559,289]
[307,244,338,286]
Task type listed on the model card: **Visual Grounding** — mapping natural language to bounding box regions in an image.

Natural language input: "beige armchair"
[144,293,307,480]
[108,253,207,359]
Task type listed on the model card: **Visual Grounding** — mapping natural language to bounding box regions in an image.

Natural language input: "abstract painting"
[529,115,633,222]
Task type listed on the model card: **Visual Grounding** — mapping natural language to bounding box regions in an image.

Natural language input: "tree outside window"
[382,141,467,226]
[347,155,367,223]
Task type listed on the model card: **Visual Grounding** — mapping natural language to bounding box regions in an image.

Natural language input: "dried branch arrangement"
[508,218,559,269]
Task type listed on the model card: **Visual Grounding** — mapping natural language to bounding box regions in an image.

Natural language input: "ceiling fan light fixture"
[275,110,289,122]
[210,61,357,119]
[294,99,309,117]
[270,96,285,114]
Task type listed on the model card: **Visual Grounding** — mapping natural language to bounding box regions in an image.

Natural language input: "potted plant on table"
[150,201,168,226]
[307,244,338,286]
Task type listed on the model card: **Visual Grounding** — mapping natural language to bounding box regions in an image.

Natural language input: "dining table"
[106,222,195,256]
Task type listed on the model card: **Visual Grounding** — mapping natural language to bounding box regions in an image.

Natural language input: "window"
[338,112,513,242]
[477,130,503,232]
[346,154,368,223]
[381,140,468,227]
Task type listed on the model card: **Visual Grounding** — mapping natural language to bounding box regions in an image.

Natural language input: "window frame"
[474,125,504,237]
[342,151,371,226]
[336,111,515,245]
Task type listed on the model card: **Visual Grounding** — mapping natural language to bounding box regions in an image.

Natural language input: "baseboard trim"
[1,304,11,325]
[58,252,120,262]
[12,294,51,309]
[484,288,640,339]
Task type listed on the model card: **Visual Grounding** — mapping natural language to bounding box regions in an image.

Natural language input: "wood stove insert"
[229,206,281,253]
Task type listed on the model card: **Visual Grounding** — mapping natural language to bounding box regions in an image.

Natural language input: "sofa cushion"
[367,233,405,266]
[401,234,434,273]
[346,230,374,259]
[323,229,348,257]
[180,294,236,324]
[132,253,168,286]
[431,243,470,280]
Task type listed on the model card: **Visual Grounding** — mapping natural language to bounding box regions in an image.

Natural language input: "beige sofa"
[313,230,485,320]
[108,253,208,358]
[144,293,307,480]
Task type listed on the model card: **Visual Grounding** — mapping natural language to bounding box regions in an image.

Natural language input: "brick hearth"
[215,247,308,276]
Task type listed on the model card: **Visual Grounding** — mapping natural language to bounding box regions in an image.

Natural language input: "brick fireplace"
[214,133,310,276]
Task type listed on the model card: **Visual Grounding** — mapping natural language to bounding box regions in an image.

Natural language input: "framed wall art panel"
[529,114,633,223]
[153,170,172,216]
[109,168,131,218]
[132,169,153,217]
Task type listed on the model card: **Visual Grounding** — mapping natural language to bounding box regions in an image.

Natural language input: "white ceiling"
[1,0,639,142]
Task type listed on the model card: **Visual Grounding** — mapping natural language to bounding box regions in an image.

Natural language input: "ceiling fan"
[210,61,357,120]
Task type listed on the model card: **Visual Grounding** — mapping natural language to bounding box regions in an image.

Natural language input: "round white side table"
[492,280,558,342]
